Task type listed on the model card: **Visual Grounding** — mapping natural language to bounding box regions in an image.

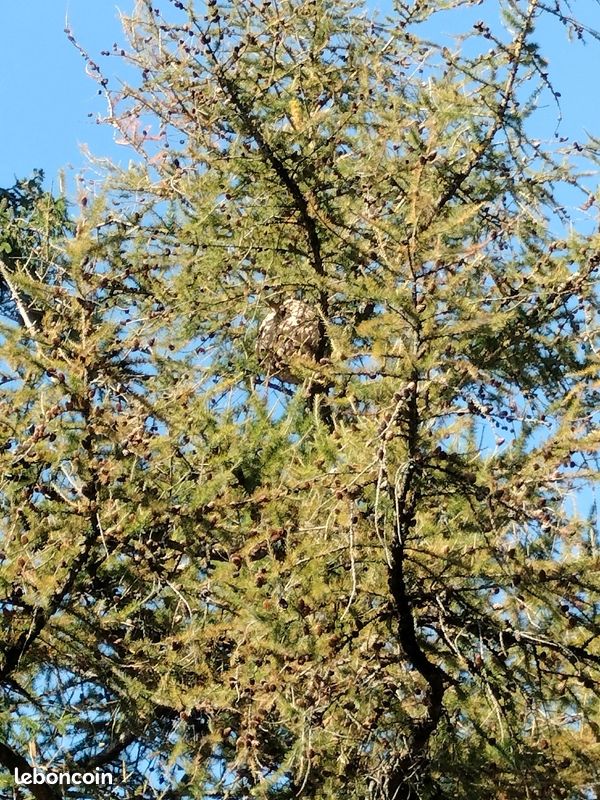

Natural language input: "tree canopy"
[2,1,600,798]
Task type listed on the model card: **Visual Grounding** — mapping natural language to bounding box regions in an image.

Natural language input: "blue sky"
[0,1,125,193]
[1,1,600,199]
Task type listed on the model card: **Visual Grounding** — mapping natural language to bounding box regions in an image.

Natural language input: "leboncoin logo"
[14,768,113,786]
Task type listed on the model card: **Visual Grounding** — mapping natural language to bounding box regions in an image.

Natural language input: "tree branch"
[78,732,136,771]
[385,381,450,799]
[0,259,41,337]
[0,509,102,682]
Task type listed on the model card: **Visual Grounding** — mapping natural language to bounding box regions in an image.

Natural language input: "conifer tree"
[2,1,600,799]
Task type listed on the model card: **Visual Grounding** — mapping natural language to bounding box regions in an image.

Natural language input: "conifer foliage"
[2,1,600,798]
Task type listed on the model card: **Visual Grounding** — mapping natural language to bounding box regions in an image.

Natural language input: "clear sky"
[1,1,600,199]
[0,1,126,193]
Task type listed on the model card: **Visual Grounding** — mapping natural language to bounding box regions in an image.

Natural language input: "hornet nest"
[256,296,323,384]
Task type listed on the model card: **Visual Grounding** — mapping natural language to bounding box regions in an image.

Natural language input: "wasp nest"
[256,297,322,384]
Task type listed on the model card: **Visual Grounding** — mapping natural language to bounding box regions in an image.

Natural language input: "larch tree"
[2,1,600,799]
